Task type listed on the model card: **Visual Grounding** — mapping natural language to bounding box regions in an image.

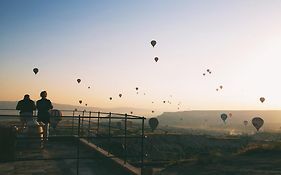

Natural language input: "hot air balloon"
[136,87,139,91]
[209,71,212,74]
[33,68,39,75]
[88,86,90,89]
[77,79,81,83]
[149,118,158,131]
[163,101,166,103]
[207,69,210,72]
[119,94,122,98]
[151,40,157,47]
[152,110,154,113]
[130,111,133,114]
[109,97,112,100]
[252,117,264,131]
[260,97,265,103]
[221,113,228,123]
[243,120,248,126]
[220,85,223,89]
[203,73,206,76]
[154,57,159,62]
[216,88,219,91]
[79,100,82,104]
[49,109,62,130]
[85,104,87,106]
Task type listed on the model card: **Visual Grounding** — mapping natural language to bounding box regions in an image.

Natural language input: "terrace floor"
[0,137,131,175]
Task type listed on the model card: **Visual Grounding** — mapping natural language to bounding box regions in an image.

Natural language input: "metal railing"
[0,109,146,175]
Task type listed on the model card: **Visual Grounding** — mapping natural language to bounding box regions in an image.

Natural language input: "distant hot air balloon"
[154,57,159,62]
[85,104,87,106]
[33,68,39,75]
[243,120,248,126]
[109,97,112,100]
[152,101,154,103]
[260,97,265,103]
[220,85,223,89]
[207,69,210,72]
[88,86,90,89]
[130,111,133,114]
[136,87,139,91]
[149,118,159,131]
[79,100,82,104]
[203,73,206,76]
[151,40,157,47]
[77,79,81,83]
[221,113,228,123]
[163,101,166,103]
[216,88,219,91]
[209,71,212,74]
[119,94,122,98]
[152,110,154,113]
[252,117,264,131]
[74,108,78,111]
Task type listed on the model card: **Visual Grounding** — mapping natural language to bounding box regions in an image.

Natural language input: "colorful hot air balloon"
[252,117,264,131]
[148,118,159,131]
[154,57,159,62]
[77,79,81,83]
[33,68,39,74]
[49,109,62,129]
[151,40,157,47]
[79,100,82,104]
[260,97,265,103]
[221,113,228,123]
[243,120,248,126]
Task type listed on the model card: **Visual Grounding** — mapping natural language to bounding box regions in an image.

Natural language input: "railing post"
[97,112,100,135]
[124,113,127,164]
[81,110,85,136]
[141,117,145,174]
[72,110,75,135]
[88,112,91,142]
[76,115,81,175]
[108,112,112,154]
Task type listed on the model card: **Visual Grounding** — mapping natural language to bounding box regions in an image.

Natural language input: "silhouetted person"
[16,94,36,128]
[36,91,53,141]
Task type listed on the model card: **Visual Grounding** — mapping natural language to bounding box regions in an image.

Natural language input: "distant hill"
[157,110,281,131]
[0,101,153,116]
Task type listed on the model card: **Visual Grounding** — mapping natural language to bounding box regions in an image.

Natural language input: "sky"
[1,0,281,112]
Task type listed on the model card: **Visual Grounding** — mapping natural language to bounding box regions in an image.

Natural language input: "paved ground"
[0,137,131,175]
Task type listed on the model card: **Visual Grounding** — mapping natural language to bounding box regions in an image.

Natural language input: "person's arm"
[16,101,21,110]
[49,100,53,110]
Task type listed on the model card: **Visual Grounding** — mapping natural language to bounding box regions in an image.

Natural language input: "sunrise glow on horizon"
[1,1,281,112]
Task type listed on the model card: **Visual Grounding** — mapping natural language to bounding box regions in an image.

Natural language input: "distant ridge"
[0,101,153,116]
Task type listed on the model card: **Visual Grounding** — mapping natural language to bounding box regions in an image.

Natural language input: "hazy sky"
[1,0,281,112]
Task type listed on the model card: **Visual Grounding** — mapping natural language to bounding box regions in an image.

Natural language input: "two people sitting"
[16,91,53,141]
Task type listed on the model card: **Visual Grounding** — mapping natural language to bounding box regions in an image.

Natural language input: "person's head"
[40,91,47,99]
[23,94,30,100]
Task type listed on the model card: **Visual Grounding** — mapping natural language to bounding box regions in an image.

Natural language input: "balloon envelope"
[109,97,112,100]
[149,118,159,131]
[79,100,82,104]
[154,57,159,62]
[136,87,139,91]
[151,40,157,47]
[220,85,223,89]
[33,68,39,74]
[221,113,228,123]
[252,117,264,131]
[260,97,265,103]
[119,94,122,98]
[77,79,81,83]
